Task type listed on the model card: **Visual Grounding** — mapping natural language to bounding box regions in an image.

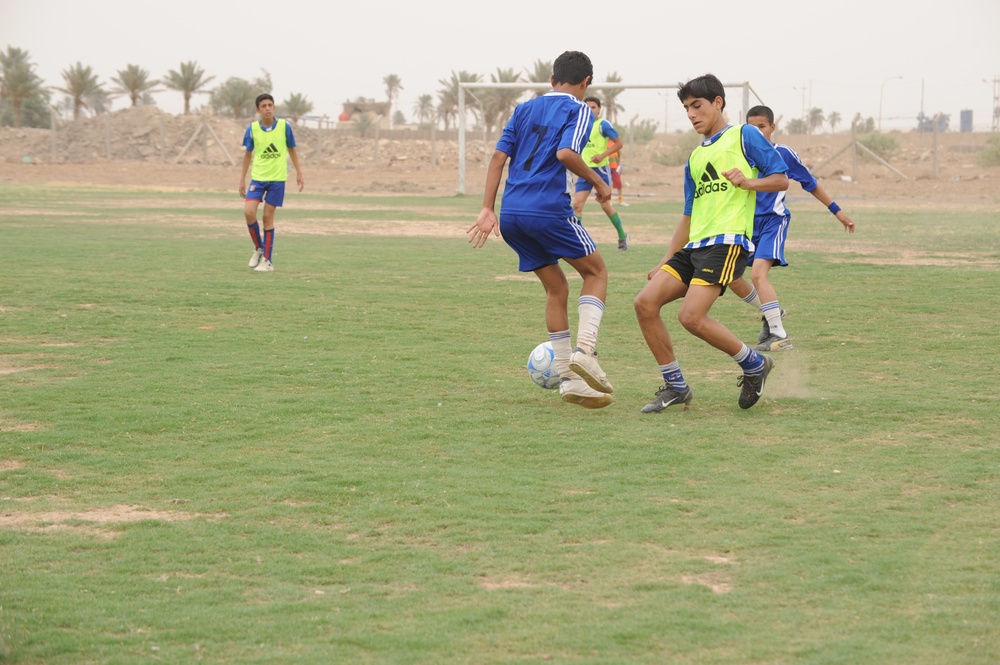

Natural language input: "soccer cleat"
[249,247,264,268]
[737,354,774,410]
[640,385,693,414]
[618,234,630,252]
[560,377,614,409]
[757,307,787,344]
[754,334,794,352]
[254,258,274,272]
[569,347,613,394]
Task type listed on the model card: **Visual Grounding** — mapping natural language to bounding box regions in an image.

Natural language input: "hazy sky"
[3,0,999,132]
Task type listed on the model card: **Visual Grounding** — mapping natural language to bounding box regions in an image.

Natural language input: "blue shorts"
[749,213,789,267]
[499,212,598,272]
[574,166,612,192]
[245,180,286,207]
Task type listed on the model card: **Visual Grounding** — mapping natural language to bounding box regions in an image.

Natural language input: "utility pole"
[991,76,1000,132]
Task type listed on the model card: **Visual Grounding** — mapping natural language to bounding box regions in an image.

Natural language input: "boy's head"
[746,105,776,142]
[552,51,593,88]
[678,74,726,136]
[583,95,602,118]
[255,93,275,109]
[677,74,725,109]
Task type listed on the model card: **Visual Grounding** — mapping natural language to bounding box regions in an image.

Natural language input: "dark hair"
[583,95,602,107]
[746,105,774,123]
[255,93,274,108]
[552,51,593,87]
[677,74,726,110]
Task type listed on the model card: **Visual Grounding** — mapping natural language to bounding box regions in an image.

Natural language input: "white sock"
[576,296,605,353]
[762,301,786,337]
[549,330,572,378]
[742,285,762,310]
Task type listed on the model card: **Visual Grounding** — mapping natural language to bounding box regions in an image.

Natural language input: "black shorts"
[662,244,747,295]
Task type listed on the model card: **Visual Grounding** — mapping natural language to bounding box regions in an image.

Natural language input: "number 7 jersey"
[496,91,594,217]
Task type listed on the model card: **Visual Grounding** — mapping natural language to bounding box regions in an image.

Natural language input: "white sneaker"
[560,377,613,409]
[249,247,264,268]
[254,258,273,272]
[569,347,613,394]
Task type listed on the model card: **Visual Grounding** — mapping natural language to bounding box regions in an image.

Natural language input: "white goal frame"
[457,81,758,194]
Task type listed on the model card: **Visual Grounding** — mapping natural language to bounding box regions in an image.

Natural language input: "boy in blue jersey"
[728,105,856,351]
[572,96,629,251]
[467,51,616,409]
[238,93,305,273]
[633,75,789,412]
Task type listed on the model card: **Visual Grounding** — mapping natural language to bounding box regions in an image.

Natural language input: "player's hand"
[647,263,665,281]
[238,180,246,197]
[594,181,612,203]
[837,212,856,234]
[722,168,751,190]
[467,209,500,248]
[297,173,305,192]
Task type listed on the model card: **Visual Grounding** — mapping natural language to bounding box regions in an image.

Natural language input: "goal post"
[457,81,758,194]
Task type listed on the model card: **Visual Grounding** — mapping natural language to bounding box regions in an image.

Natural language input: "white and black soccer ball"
[527,341,560,389]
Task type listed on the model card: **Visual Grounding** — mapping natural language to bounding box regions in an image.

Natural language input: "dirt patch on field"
[0,504,220,539]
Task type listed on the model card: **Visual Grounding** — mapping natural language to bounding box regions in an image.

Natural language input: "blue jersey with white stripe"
[755,143,817,217]
[496,91,593,217]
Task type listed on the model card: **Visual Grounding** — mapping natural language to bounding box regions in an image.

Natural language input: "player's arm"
[724,125,789,192]
[809,182,856,233]
[559,148,611,202]
[287,147,305,192]
[602,135,624,163]
[724,170,788,192]
[239,149,252,197]
[468,149,508,247]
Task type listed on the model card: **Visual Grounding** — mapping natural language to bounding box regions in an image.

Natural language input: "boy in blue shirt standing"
[729,105,857,351]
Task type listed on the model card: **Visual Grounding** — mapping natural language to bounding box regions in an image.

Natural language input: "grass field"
[1,183,998,664]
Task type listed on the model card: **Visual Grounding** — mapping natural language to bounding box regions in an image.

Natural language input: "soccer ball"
[527,341,561,389]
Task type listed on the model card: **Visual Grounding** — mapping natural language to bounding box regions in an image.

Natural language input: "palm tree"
[412,93,435,127]
[110,64,159,107]
[524,59,552,97]
[828,110,842,134]
[281,92,313,125]
[56,62,104,121]
[1,47,44,128]
[162,61,214,115]
[437,70,481,131]
[383,73,403,129]
[600,72,625,125]
[807,107,825,135]
[209,77,257,119]
[481,67,523,135]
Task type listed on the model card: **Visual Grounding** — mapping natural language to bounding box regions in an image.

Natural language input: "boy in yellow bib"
[633,75,788,412]
[238,93,305,272]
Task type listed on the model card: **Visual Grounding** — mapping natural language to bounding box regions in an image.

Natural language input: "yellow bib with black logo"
[250,118,288,182]
[581,119,613,167]
[687,125,757,242]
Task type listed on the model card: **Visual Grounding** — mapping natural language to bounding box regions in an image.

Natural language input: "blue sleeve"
[682,162,695,216]
[776,145,817,192]
[562,105,593,153]
[242,125,254,152]
[742,125,787,177]
[601,119,619,140]
[496,105,519,156]
[285,121,296,149]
